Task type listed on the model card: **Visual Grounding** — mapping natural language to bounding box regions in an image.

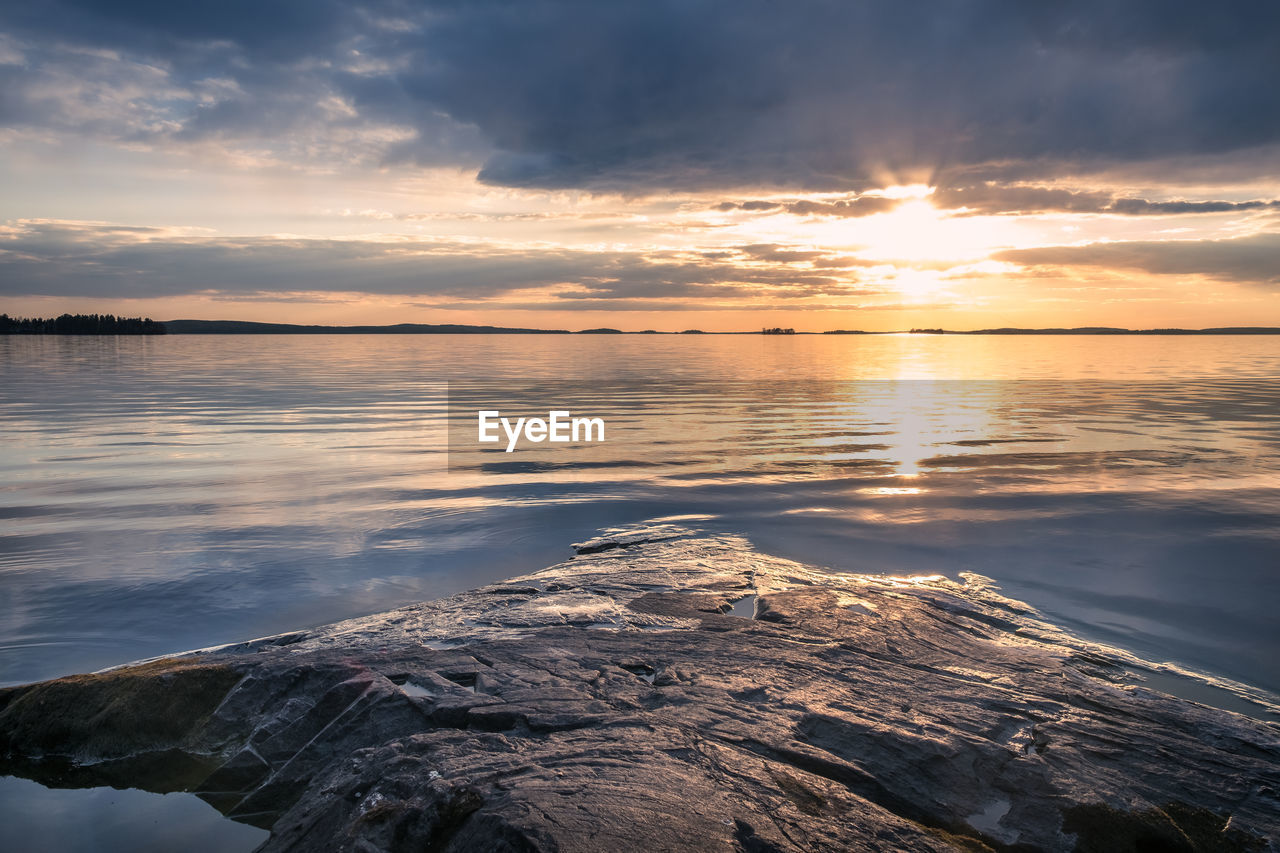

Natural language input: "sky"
[2,1,1279,332]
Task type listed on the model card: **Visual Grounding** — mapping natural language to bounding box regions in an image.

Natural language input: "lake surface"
[3,333,1279,704]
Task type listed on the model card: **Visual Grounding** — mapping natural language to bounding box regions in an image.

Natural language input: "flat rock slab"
[1,524,1278,852]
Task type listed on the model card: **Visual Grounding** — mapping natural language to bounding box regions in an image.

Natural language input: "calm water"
[0,777,269,852]
[2,334,1279,704]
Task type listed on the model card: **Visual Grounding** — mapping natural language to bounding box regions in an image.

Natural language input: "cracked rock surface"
[1,524,1278,852]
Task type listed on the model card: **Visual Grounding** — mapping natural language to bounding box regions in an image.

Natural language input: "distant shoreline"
[828,326,1280,336]
[164,320,1280,335]
[4,316,1280,335]
[162,320,572,335]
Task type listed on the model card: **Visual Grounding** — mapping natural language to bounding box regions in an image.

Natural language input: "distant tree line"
[0,313,167,335]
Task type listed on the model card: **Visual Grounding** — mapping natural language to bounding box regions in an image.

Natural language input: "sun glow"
[872,183,935,200]
[724,188,1032,272]
[892,269,948,300]
[855,199,1020,263]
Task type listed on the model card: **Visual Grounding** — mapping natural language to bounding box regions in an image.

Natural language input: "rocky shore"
[2,524,1277,852]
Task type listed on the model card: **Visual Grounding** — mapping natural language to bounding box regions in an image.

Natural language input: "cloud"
[736,244,830,264]
[0,7,485,170]
[934,184,1280,216]
[3,2,1279,189]
[714,187,1280,219]
[1,1,370,64]
[0,219,878,304]
[995,232,1280,286]
[716,196,899,218]
[1106,198,1280,216]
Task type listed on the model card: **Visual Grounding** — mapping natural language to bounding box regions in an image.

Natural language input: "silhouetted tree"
[0,313,166,334]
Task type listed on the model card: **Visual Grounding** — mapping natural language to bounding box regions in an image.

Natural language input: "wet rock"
[1,524,1278,851]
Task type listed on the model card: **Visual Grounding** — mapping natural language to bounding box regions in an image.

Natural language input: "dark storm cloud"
[417,2,1280,189]
[0,1,368,62]
[996,233,1280,286]
[3,1,1279,190]
[0,221,870,303]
